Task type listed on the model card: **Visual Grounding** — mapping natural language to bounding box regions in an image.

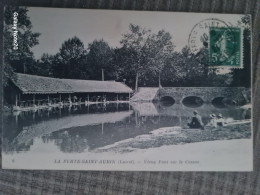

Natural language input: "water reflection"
[3,101,250,154]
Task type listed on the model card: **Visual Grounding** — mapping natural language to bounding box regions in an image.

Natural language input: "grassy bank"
[95,122,251,153]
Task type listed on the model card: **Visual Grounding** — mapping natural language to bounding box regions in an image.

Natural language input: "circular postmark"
[188,18,229,55]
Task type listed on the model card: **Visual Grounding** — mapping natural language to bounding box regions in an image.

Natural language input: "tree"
[53,36,87,79]
[120,24,175,91]
[161,47,207,86]
[113,47,139,88]
[230,15,251,87]
[161,46,233,87]
[86,39,115,80]
[3,6,40,86]
[31,53,55,77]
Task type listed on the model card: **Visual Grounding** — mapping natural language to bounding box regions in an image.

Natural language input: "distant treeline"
[4,7,251,89]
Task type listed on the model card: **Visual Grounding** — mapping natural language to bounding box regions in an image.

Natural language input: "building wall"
[4,82,21,106]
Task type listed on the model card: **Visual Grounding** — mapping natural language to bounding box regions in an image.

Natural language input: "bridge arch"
[211,96,246,107]
[156,87,250,105]
[159,96,175,106]
[182,96,204,108]
[222,97,237,106]
[212,97,226,108]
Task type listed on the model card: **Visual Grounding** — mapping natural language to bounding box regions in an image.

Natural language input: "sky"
[27,7,243,59]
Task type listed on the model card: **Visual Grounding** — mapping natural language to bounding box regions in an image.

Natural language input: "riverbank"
[95,122,251,153]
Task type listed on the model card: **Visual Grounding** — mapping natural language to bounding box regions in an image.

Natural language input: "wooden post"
[33,94,35,105]
[102,93,105,103]
[69,94,71,104]
[135,72,139,92]
[116,94,119,110]
[87,94,89,102]
[59,94,61,102]
[15,95,18,106]
[135,111,138,126]
[102,68,104,81]
[47,95,50,103]
[159,72,161,88]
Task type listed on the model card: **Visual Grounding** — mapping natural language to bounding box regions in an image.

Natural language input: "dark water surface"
[3,102,249,154]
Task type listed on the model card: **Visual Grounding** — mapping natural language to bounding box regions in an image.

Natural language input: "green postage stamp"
[209,27,243,68]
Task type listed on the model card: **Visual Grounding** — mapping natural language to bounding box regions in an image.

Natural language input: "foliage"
[86,39,115,80]
[3,10,248,88]
[3,6,40,86]
[31,54,55,77]
[52,36,88,79]
[161,46,233,87]
[119,24,175,90]
[230,15,251,88]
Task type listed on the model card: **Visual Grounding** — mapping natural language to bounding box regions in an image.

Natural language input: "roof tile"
[12,73,132,94]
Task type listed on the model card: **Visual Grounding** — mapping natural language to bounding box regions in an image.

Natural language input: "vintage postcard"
[2,7,252,171]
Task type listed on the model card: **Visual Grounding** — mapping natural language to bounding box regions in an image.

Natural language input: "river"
[3,101,250,154]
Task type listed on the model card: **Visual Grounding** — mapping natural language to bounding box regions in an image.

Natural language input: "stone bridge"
[132,87,251,105]
[156,87,250,104]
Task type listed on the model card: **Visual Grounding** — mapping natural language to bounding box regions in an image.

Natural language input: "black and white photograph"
[2,7,252,171]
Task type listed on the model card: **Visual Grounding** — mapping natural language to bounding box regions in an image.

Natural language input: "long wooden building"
[5,73,133,111]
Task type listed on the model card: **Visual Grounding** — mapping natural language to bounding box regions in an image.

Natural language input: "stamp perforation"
[209,26,244,69]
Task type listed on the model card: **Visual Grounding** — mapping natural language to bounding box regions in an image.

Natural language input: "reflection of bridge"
[131,102,247,119]
[131,87,250,104]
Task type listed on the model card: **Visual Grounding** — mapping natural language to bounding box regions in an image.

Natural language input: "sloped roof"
[62,79,133,93]
[12,73,73,94]
[12,73,132,94]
